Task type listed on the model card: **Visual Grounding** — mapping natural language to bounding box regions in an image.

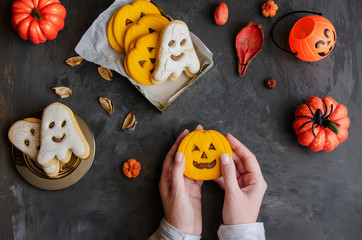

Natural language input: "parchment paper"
[75,0,213,111]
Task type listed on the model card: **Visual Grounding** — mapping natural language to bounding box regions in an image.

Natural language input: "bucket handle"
[271,11,323,55]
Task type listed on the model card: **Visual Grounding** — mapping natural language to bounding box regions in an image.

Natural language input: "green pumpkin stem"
[326,119,339,134]
[31,8,42,20]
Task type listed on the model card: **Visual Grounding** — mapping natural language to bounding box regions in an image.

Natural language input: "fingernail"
[220,154,230,165]
[175,152,183,162]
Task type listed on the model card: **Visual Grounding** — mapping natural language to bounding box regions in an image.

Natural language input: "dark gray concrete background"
[1,0,362,239]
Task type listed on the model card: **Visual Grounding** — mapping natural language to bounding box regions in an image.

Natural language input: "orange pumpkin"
[293,96,350,152]
[289,15,336,62]
[178,130,232,180]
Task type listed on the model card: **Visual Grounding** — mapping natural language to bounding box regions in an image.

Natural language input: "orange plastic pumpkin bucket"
[271,11,336,62]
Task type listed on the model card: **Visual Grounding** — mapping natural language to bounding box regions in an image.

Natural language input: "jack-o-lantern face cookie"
[124,14,169,54]
[109,0,161,52]
[8,118,41,160]
[178,130,232,180]
[37,102,90,177]
[152,20,201,84]
[125,32,159,85]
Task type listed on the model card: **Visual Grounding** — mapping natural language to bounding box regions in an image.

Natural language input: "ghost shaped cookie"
[37,102,90,178]
[8,118,41,160]
[151,20,201,84]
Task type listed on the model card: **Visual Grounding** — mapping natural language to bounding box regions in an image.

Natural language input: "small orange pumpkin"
[289,15,336,62]
[178,130,232,180]
[123,159,141,178]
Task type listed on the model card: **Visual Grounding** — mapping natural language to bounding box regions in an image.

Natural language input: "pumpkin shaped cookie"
[178,130,232,180]
[124,14,169,54]
[107,11,123,52]
[125,32,159,85]
[111,0,161,51]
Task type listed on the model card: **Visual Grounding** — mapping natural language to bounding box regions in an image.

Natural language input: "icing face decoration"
[125,32,159,85]
[289,15,336,62]
[178,130,232,180]
[37,102,90,177]
[152,20,201,84]
[8,118,41,160]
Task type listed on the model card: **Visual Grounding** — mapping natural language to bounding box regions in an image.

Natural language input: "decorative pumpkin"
[123,159,141,178]
[123,14,169,54]
[107,0,161,52]
[125,32,159,85]
[289,15,336,62]
[178,130,232,180]
[293,96,350,152]
[11,0,66,44]
[261,0,278,18]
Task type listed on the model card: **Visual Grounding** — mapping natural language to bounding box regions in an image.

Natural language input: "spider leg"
[326,104,334,119]
[299,120,314,130]
[295,115,314,120]
[322,98,328,117]
[311,122,317,138]
[304,100,315,117]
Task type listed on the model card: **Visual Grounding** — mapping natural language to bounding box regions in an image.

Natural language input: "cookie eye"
[24,139,30,147]
[180,39,186,46]
[61,120,66,127]
[209,143,216,150]
[49,122,55,128]
[168,40,175,47]
[30,129,35,135]
[192,145,200,151]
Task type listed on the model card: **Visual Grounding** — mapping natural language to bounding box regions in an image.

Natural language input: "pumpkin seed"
[122,111,137,131]
[99,97,114,116]
[98,66,113,81]
[65,56,84,66]
[52,87,72,98]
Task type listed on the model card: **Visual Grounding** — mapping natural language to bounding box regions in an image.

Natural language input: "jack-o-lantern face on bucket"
[315,28,336,57]
[178,130,232,180]
[289,15,336,62]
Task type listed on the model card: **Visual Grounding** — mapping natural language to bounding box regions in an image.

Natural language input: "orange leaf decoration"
[123,159,141,178]
[262,0,278,18]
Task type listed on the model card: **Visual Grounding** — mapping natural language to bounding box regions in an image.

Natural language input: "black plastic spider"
[296,98,340,138]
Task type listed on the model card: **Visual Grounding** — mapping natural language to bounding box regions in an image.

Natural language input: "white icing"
[152,20,200,84]
[43,164,55,173]
[8,120,41,160]
[37,103,88,167]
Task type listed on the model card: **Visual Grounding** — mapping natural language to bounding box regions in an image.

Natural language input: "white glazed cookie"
[37,102,90,177]
[151,20,201,84]
[8,118,41,160]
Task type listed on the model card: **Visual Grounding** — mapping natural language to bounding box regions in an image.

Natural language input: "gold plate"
[12,112,95,191]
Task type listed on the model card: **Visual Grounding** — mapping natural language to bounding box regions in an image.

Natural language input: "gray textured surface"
[1,0,362,239]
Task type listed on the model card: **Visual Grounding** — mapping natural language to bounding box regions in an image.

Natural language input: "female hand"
[159,126,204,236]
[215,133,267,225]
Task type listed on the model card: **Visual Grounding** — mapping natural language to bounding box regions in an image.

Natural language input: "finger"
[214,177,225,189]
[226,133,262,175]
[160,129,189,184]
[171,152,186,188]
[220,153,239,192]
[195,125,203,130]
[231,150,246,174]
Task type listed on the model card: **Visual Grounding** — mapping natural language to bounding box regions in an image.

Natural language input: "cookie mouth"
[52,134,65,143]
[193,159,216,169]
[170,53,184,61]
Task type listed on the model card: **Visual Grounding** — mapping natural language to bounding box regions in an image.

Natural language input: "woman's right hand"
[214,133,267,225]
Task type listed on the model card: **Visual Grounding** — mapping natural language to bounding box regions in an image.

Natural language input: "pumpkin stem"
[325,118,339,134]
[31,8,42,20]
